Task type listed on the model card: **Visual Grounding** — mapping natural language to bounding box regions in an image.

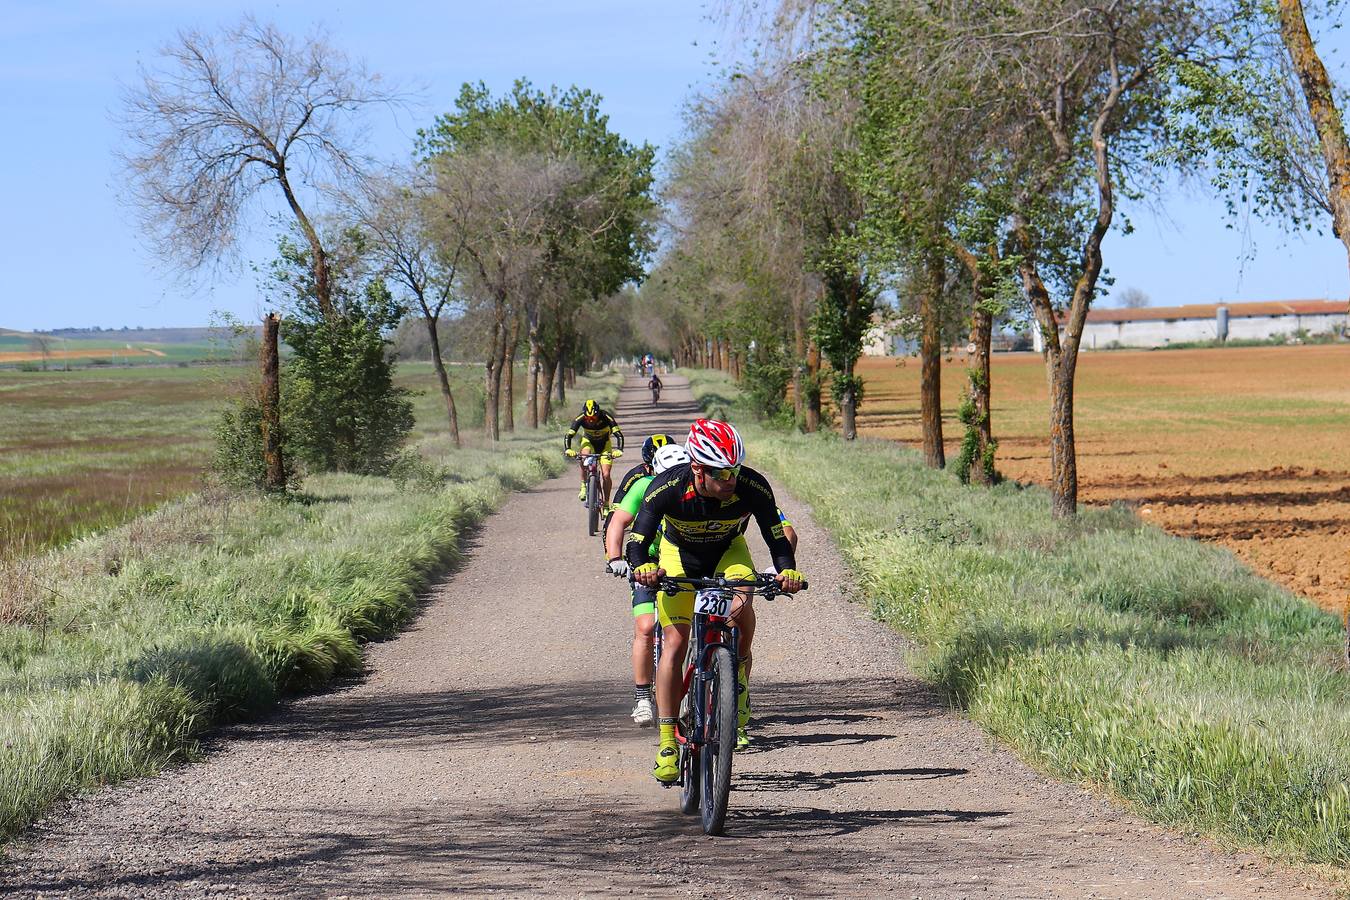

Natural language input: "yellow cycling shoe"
[735,726,750,752]
[653,745,679,784]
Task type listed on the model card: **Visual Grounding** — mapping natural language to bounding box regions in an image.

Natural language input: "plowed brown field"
[854,345,1350,612]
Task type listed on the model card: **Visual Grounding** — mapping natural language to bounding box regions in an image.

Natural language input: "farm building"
[1035,299,1348,351]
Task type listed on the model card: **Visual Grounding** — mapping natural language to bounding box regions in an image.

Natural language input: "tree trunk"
[260,313,285,492]
[966,302,994,485]
[525,306,541,429]
[503,313,520,433]
[277,170,333,321]
[425,315,461,448]
[540,353,557,423]
[951,241,996,485]
[920,249,946,468]
[805,342,822,433]
[792,293,808,422]
[484,313,505,442]
[840,357,857,440]
[1278,0,1350,286]
[1048,360,1078,519]
[556,356,567,406]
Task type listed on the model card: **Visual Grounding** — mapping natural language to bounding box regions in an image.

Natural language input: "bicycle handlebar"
[622,571,808,596]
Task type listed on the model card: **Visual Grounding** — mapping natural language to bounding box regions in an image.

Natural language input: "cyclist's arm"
[604,507,635,561]
[564,415,584,450]
[744,472,796,573]
[608,414,624,451]
[624,476,672,568]
[607,475,649,560]
[777,507,798,551]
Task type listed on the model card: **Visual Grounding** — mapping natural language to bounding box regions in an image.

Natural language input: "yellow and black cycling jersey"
[564,407,623,452]
[624,462,795,574]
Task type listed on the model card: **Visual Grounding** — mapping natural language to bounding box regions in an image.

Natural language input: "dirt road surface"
[0,376,1329,898]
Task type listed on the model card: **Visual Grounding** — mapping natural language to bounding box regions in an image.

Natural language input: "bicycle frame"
[638,573,806,833]
[676,591,739,753]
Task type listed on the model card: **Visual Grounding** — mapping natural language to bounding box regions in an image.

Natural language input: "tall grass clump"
[684,368,1350,867]
[0,372,618,843]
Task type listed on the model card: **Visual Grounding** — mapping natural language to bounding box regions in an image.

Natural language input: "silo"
[1216,305,1229,342]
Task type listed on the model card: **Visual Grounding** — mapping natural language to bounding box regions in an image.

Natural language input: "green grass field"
[0,332,237,367]
[0,360,550,560]
[0,368,619,844]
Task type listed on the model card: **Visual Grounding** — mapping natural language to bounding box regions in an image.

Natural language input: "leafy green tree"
[419,80,656,428]
[270,230,414,475]
[1162,0,1350,282]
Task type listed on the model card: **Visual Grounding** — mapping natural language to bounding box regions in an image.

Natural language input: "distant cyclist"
[604,441,690,727]
[648,372,663,404]
[564,399,624,508]
[627,419,805,782]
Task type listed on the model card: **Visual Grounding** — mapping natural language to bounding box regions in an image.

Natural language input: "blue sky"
[1,1,1347,330]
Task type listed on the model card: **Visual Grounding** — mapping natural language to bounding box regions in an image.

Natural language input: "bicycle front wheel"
[700,645,737,835]
[586,472,601,535]
[680,743,700,815]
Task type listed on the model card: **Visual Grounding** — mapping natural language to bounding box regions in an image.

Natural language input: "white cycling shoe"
[630,698,656,727]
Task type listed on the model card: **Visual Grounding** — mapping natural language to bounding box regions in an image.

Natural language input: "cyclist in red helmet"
[627,418,806,782]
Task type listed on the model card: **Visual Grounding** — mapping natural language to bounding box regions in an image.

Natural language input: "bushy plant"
[270,231,415,476]
[213,393,299,491]
[741,347,793,420]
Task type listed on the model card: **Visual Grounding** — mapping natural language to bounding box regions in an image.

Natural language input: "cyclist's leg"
[632,585,657,684]
[653,543,696,782]
[598,439,614,506]
[630,584,657,726]
[577,438,597,499]
[715,537,757,746]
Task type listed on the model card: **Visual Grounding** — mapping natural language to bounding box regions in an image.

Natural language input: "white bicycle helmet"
[651,443,690,474]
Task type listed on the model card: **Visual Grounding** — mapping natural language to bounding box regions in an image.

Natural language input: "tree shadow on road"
[735,767,969,794]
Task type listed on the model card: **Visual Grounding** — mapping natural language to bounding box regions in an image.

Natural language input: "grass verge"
[0,371,619,844]
[685,367,1350,869]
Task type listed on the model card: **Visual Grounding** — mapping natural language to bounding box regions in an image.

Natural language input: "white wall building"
[1035,299,1347,352]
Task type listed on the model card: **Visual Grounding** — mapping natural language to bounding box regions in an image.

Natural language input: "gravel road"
[0,376,1331,898]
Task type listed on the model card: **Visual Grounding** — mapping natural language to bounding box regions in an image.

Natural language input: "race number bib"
[694,589,732,617]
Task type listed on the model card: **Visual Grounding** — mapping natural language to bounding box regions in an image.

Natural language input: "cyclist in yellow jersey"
[629,419,805,782]
[564,399,624,508]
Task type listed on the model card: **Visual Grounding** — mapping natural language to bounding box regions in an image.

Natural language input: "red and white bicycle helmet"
[685,419,745,468]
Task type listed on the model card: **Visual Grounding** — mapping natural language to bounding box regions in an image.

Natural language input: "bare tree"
[1118,287,1151,308]
[119,17,401,320]
[348,168,466,446]
[27,335,53,371]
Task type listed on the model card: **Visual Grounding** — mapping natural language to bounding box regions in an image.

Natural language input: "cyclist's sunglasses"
[700,464,740,482]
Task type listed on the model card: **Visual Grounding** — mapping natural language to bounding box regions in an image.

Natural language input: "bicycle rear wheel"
[586,472,601,535]
[700,645,737,835]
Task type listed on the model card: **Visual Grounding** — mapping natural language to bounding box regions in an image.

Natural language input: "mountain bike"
[649,381,661,404]
[647,572,806,835]
[572,450,617,536]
